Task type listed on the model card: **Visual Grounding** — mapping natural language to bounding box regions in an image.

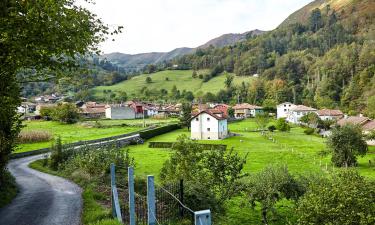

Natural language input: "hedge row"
[149,141,227,150]
[139,124,181,140]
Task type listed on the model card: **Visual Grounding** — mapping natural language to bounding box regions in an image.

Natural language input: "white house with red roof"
[277,102,296,119]
[286,105,317,124]
[190,110,228,140]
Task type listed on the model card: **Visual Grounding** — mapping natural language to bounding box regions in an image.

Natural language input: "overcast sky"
[84,0,313,54]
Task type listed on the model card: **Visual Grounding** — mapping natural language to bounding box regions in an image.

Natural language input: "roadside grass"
[30,160,121,225]
[16,120,143,153]
[92,70,254,98]
[0,171,18,208]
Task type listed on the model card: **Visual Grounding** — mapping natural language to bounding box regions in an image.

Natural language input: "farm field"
[92,70,255,98]
[16,118,176,153]
[123,118,375,224]
[126,118,375,180]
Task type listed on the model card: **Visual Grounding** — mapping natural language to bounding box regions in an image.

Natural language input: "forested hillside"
[170,0,375,117]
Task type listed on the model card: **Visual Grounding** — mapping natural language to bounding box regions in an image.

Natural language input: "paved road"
[0,155,82,225]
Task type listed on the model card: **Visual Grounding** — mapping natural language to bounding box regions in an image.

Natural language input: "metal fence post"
[194,210,211,225]
[110,163,116,217]
[147,175,156,225]
[128,167,136,225]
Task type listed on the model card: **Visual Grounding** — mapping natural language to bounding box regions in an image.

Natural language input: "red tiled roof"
[191,110,228,121]
[290,105,317,111]
[232,103,262,110]
[362,120,375,131]
[317,109,344,116]
[337,116,370,126]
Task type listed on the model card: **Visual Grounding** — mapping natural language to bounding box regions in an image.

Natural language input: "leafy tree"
[179,103,192,129]
[224,73,235,89]
[276,118,290,132]
[51,103,80,124]
[309,8,323,32]
[297,170,375,225]
[268,125,276,132]
[117,91,128,102]
[247,165,303,225]
[192,70,197,78]
[255,112,270,130]
[0,0,115,182]
[228,107,235,118]
[160,135,247,211]
[327,125,368,167]
[300,112,321,128]
[146,76,152,83]
[366,95,375,118]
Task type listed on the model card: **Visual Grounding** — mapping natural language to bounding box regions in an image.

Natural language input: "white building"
[191,110,228,140]
[232,103,263,119]
[316,109,344,121]
[105,105,136,119]
[276,102,296,119]
[286,105,317,124]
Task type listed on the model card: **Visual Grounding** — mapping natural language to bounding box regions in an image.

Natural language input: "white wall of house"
[105,106,136,119]
[191,113,228,140]
[277,103,296,119]
[146,109,158,117]
[286,110,316,124]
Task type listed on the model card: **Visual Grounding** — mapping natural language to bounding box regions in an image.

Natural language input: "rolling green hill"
[92,70,254,99]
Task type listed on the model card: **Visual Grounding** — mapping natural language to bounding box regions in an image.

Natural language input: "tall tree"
[0,0,119,182]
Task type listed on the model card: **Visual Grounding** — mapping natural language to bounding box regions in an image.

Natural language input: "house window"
[207,128,210,131]
[208,137,210,139]
[195,118,198,121]
[207,117,210,121]
[284,109,287,112]
[284,105,286,107]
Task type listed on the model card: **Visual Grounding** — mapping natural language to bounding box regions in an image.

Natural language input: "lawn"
[92,70,254,98]
[16,120,143,153]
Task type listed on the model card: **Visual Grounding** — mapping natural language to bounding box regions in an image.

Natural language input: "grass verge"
[29,160,122,225]
[0,170,18,208]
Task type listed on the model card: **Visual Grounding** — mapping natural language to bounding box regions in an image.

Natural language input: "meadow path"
[0,155,82,225]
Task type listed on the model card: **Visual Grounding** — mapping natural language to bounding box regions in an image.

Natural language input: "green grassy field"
[122,118,374,225]
[93,70,254,98]
[16,120,144,153]
[127,119,375,179]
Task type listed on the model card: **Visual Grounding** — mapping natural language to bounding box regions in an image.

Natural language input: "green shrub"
[149,141,227,150]
[0,170,18,208]
[268,125,276,132]
[139,124,180,139]
[276,118,290,132]
[303,128,315,135]
[51,103,80,124]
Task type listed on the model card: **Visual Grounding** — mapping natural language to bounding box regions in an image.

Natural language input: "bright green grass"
[17,120,142,153]
[96,118,178,127]
[127,119,374,180]
[93,70,254,98]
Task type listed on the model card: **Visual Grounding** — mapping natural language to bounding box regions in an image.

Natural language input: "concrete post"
[128,167,136,225]
[147,175,156,225]
[195,210,211,225]
[110,163,116,217]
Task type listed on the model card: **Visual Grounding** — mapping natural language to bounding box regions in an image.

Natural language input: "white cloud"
[84,0,313,54]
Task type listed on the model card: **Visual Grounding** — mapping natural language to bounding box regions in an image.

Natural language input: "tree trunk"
[262,208,269,225]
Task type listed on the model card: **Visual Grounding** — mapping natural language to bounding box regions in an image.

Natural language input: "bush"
[18,130,52,143]
[297,170,375,225]
[268,125,276,132]
[149,141,227,150]
[51,103,80,124]
[139,124,181,139]
[0,170,17,208]
[303,127,315,135]
[276,118,290,132]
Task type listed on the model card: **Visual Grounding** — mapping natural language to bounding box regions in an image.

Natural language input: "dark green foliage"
[160,135,247,212]
[145,76,152,83]
[297,170,375,225]
[300,113,321,128]
[309,8,323,32]
[327,125,368,167]
[139,124,181,139]
[0,170,18,208]
[179,102,192,128]
[148,141,227,150]
[246,165,304,225]
[227,107,235,118]
[268,125,276,132]
[255,112,269,130]
[303,127,315,135]
[276,118,291,132]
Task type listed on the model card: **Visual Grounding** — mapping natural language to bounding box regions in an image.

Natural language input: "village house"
[126,100,146,119]
[79,102,106,119]
[276,102,296,119]
[190,110,228,140]
[213,104,230,117]
[316,109,344,121]
[337,116,370,127]
[232,103,263,119]
[17,102,36,114]
[286,105,317,124]
[105,104,136,119]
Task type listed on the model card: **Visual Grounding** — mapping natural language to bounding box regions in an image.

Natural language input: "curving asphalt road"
[0,155,82,225]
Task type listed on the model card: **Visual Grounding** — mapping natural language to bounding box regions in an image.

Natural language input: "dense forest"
[168,0,375,117]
